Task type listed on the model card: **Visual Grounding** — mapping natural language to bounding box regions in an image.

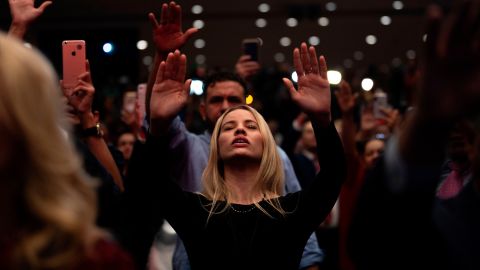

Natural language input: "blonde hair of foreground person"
[202,105,286,219]
[0,33,102,269]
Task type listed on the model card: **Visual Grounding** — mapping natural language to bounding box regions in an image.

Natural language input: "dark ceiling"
[0,0,437,85]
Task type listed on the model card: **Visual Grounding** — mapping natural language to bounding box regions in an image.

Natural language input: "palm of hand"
[153,25,185,52]
[151,79,188,118]
[361,112,376,131]
[296,75,331,114]
[10,0,41,23]
[337,94,355,113]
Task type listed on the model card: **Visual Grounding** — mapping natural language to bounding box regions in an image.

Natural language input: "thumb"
[38,1,53,13]
[182,28,199,43]
[282,78,298,100]
[183,79,192,96]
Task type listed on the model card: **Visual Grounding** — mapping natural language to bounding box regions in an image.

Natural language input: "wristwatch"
[82,122,103,138]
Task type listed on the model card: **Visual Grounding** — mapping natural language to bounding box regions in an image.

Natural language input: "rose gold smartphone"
[62,40,86,89]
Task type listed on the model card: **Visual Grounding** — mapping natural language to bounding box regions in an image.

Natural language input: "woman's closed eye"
[222,124,234,131]
[246,123,258,129]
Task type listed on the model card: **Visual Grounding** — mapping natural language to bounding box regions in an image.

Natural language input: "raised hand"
[420,1,480,120]
[8,0,53,38]
[283,43,331,126]
[150,50,191,134]
[378,107,399,131]
[149,1,198,53]
[9,0,52,25]
[360,105,376,134]
[335,80,356,115]
[235,55,261,82]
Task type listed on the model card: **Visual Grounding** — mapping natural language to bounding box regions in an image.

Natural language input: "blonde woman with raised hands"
[143,43,345,270]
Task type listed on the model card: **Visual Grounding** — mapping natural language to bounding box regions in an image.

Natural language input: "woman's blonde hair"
[0,33,101,269]
[202,105,285,219]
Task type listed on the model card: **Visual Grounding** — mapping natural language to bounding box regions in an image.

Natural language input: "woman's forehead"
[223,109,256,122]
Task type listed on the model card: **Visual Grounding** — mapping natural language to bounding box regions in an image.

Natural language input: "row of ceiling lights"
[89,0,415,90]
[187,0,416,52]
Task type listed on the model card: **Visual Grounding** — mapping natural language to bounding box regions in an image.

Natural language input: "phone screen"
[243,42,259,61]
[242,38,262,61]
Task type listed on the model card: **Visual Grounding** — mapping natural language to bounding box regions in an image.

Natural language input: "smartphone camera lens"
[71,51,76,56]
[76,44,83,50]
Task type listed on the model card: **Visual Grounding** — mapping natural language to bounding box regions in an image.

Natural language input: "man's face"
[200,81,245,131]
[301,121,317,152]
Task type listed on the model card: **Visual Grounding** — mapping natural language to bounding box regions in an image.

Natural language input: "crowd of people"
[1,0,479,269]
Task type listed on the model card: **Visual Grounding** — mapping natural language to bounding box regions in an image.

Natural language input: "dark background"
[0,0,432,85]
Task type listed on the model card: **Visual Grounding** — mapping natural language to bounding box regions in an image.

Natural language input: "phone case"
[62,40,86,88]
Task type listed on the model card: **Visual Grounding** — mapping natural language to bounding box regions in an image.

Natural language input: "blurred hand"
[360,105,376,133]
[8,0,52,26]
[420,1,480,120]
[378,107,400,131]
[149,2,198,53]
[235,55,260,81]
[335,80,356,114]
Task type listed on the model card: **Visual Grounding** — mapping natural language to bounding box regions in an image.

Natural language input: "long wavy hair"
[202,105,285,220]
[0,33,101,269]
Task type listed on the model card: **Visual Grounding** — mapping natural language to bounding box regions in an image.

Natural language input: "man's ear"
[199,102,207,121]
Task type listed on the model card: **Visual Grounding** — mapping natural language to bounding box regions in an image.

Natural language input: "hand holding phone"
[123,91,137,114]
[62,40,86,89]
[373,89,389,119]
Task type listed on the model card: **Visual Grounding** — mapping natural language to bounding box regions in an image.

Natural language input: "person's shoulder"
[76,238,135,270]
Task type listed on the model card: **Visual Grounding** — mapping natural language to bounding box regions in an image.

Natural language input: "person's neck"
[223,159,263,205]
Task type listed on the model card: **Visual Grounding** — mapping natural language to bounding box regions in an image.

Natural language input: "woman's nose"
[234,127,246,135]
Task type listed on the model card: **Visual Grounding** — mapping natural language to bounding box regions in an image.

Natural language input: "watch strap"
[82,123,102,138]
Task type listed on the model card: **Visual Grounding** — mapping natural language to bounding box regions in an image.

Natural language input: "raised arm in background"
[8,0,52,39]
[63,61,125,192]
[400,2,480,167]
[145,1,198,120]
[335,81,359,174]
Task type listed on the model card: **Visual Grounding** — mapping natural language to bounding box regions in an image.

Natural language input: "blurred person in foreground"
[0,33,133,269]
[349,2,480,269]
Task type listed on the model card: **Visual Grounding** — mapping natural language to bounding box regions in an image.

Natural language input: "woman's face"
[117,133,136,161]
[218,109,264,163]
[364,139,385,169]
